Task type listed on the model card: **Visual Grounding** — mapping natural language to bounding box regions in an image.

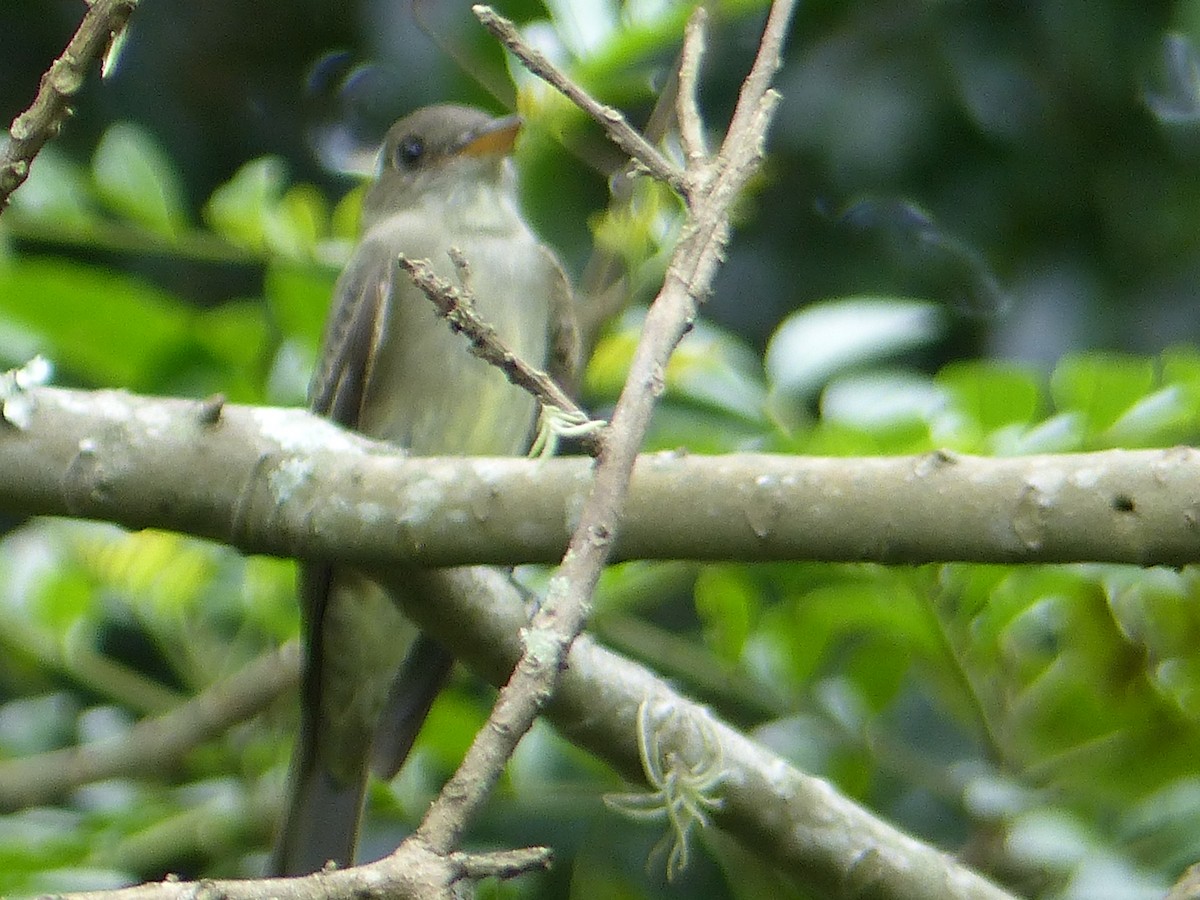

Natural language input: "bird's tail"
[268,748,366,876]
[269,565,372,876]
[268,634,451,875]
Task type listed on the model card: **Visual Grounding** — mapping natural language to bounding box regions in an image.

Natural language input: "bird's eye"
[393,135,424,169]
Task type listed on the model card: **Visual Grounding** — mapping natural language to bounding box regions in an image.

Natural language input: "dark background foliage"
[4,1,1197,359]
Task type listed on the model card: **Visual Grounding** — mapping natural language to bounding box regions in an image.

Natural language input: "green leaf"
[997,412,1087,455]
[204,159,334,259]
[77,529,216,617]
[694,566,758,663]
[32,567,93,633]
[264,261,337,349]
[820,370,944,431]
[195,301,269,369]
[273,184,329,257]
[842,632,916,712]
[584,323,637,400]
[1104,385,1198,447]
[1005,808,1095,873]
[587,313,770,450]
[667,322,768,424]
[91,123,187,237]
[203,157,289,251]
[193,301,271,403]
[330,184,365,242]
[773,568,940,687]
[588,179,681,276]
[8,146,96,229]
[1050,352,1156,436]
[0,808,95,886]
[766,297,945,399]
[937,360,1041,432]
[238,556,299,641]
[1161,344,1200,387]
[0,258,192,388]
[976,568,1089,663]
[0,694,78,757]
[643,405,766,453]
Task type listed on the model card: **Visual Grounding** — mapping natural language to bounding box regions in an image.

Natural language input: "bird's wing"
[541,244,582,392]
[308,244,394,427]
[272,244,397,876]
[299,241,396,701]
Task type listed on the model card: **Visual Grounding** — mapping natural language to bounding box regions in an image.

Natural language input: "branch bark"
[2,388,1197,568]
[0,0,138,212]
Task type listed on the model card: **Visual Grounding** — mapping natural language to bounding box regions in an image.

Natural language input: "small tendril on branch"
[604,698,727,880]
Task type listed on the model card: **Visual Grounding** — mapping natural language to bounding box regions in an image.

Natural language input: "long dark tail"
[269,633,451,875]
[268,751,366,876]
[269,564,368,876]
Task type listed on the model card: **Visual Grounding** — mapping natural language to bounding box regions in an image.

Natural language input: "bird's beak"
[455,114,522,158]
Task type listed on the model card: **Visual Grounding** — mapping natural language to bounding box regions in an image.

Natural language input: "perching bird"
[270,104,577,876]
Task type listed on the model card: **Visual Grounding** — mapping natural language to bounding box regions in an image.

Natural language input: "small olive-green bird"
[270,104,577,876]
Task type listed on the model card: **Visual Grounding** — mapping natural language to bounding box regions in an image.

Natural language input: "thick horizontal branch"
[1,388,1198,567]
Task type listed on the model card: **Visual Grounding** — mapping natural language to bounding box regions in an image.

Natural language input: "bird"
[269,103,577,876]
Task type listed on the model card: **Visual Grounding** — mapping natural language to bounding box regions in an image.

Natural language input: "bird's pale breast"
[356,212,554,457]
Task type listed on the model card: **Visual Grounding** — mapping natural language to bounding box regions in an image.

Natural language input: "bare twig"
[1168,862,1200,900]
[398,254,576,414]
[42,837,541,900]
[412,0,799,860]
[0,0,137,213]
[472,5,687,195]
[446,245,474,295]
[453,846,553,881]
[676,8,708,166]
[720,0,793,160]
[0,642,299,811]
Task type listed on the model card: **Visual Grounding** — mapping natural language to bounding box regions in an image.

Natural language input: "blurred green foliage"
[2,1,1200,899]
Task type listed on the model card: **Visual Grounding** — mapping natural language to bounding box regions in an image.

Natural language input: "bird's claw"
[529,404,606,458]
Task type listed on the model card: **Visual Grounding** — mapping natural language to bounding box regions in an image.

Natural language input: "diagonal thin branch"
[720,0,793,161]
[0,0,138,213]
[676,7,708,166]
[413,0,800,860]
[472,4,688,195]
[0,641,299,811]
